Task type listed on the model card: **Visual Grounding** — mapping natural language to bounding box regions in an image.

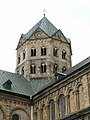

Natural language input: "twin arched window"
[30,64,36,74]
[23,50,26,60]
[17,55,20,64]
[31,48,36,56]
[41,63,46,73]
[53,47,58,57]
[41,47,46,56]
[22,67,24,75]
[53,64,58,73]
[62,49,66,59]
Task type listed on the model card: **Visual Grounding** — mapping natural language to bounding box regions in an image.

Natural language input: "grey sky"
[0,0,90,72]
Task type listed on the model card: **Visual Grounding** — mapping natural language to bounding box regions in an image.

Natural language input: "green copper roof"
[23,17,58,39]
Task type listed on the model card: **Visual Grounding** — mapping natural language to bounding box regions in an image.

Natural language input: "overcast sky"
[0,0,90,73]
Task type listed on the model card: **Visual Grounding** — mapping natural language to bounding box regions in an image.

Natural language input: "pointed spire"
[43,9,46,17]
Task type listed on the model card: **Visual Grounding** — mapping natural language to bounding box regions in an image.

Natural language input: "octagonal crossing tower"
[16,16,72,80]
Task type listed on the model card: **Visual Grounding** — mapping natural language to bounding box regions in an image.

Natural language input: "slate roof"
[64,56,90,76]
[0,70,51,97]
[23,16,58,40]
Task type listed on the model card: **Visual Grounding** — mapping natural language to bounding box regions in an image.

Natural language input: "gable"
[52,30,69,43]
[29,28,49,40]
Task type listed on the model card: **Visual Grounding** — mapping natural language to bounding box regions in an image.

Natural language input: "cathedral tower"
[16,16,72,80]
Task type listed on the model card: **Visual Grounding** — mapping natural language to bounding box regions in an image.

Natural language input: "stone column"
[45,105,50,120]
[66,95,70,114]
[55,100,59,120]
[75,90,80,110]
[33,112,37,120]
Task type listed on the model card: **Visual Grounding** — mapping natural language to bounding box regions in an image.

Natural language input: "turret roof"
[23,16,58,39]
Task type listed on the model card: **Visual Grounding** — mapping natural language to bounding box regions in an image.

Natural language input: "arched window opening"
[41,63,46,73]
[30,64,36,74]
[50,100,55,120]
[67,95,70,113]
[77,85,83,110]
[53,64,58,73]
[62,50,66,59]
[22,67,24,75]
[53,47,58,57]
[67,90,73,113]
[62,66,66,72]
[12,114,19,120]
[41,47,46,56]
[17,70,19,74]
[76,90,80,110]
[58,94,66,118]
[31,48,36,56]
[17,55,20,64]
[23,50,26,60]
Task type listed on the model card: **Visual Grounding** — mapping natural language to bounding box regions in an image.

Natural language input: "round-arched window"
[12,114,19,120]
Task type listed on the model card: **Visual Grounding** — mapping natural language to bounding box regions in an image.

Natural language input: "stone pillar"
[31,106,33,120]
[66,95,70,114]
[46,105,50,120]
[37,109,41,120]
[55,100,59,120]
[33,112,37,120]
[75,90,80,110]
[40,108,43,120]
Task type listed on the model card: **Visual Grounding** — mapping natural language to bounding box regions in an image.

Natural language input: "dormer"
[3,79,12,90]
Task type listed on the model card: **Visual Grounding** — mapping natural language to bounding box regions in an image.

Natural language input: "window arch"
[22,67,24,75]
[41,47,46,56]
[67,89,74,113]
[12,114,19,120]
[49,100,55,120]
[53,64,58,73]
[62,66,66,72]
[76,85,83,110]
[53,47,58,57]
[41,63,46,73]
[23,50,26,60]
[17,54,20,64]
[31,48,36,56]
[30,64,36,74]
[62,49,66,59]
[58,94,66,118]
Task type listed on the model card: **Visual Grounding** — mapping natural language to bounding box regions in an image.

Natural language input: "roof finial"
[43,9,46,17]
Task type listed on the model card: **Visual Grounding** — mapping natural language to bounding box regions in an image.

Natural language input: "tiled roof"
[23,17,58,39]
[0,70,51,97]
[0,70,31,96]
[64,56,90,76]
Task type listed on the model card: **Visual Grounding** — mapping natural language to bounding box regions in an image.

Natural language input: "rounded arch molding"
[0,105,6,119]
[9,107,30,120]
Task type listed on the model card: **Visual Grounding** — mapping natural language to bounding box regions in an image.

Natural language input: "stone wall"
[32,65,90,120]
[16,29,72,80]
[0,92,30,120]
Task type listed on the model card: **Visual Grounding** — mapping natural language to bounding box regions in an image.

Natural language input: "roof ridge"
[23,16,58,39]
